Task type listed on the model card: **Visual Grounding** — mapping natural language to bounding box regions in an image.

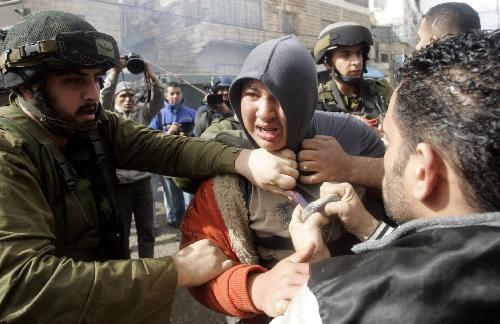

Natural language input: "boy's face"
[165,86,183,105]
[240,79,287,151]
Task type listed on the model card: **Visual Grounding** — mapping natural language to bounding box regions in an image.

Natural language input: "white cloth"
[271,283,322,324]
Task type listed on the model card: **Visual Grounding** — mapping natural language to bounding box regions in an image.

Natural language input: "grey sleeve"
[314,112,385,157]
[100,73,119,111]
[143,74,165,121]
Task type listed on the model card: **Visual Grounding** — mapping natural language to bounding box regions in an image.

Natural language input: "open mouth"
[256,125,280,141]
[77,105,98,120]
[79,107,96,115]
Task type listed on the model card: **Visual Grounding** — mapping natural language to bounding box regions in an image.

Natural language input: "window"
[373,0,387,10]
[184,0,203,27]
[282,12,296,34]
[380,53,389,62]
[208,0,261,29]
[344,0,368,8]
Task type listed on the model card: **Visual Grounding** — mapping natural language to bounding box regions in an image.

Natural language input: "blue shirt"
[150,101,196,134]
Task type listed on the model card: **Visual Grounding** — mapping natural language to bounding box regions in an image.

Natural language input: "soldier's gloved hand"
[249,242,314,317]
[235,148,299,195]
[321,182,379,241]
[172,239,234,288]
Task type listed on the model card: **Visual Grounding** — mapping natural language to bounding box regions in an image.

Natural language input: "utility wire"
[87,0,368,38]
[117,43,207,95]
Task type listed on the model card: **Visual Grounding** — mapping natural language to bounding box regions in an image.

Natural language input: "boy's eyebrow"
[242,84,257,91]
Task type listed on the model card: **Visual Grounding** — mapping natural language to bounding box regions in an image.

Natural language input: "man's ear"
[17,84,35,100]
[430,35,439,45]
[412,143,441,201]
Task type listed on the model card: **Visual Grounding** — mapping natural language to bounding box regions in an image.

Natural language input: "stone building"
[123,0,371,77]
[369,0,421,84]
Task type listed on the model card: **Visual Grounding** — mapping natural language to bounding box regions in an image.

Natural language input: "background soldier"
[313,22,392,128]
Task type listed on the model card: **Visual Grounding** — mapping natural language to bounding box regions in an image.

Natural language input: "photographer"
[100,54,164,258]
[149,82,196,228]
[193,76,234,137]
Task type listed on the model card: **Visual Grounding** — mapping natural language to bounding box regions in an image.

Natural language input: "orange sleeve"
[179,179,267,318]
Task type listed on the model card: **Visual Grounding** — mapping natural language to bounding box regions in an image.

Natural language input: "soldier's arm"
[0,146,177,322]
[377,78,394,111]
[102,110,299,194]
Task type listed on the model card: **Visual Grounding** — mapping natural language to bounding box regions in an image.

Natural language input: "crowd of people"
[0,2,498,323]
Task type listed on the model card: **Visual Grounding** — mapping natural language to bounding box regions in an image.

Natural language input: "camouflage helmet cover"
[313,22,374,64]
[1,10,119,87]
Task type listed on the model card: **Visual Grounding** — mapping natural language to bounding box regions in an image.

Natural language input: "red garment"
[179,178,267,319]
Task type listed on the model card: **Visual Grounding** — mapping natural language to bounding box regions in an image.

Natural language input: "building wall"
[124,0,372,76]
[369,0,421,83]
[20,0,123,46]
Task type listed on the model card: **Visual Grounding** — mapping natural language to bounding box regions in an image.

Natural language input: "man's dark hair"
[424,2,480,37]
[396,29,499,211]
[165,82,181,89]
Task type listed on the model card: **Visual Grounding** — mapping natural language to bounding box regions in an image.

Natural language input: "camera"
[205,76,224,106]
[124,53,145,74]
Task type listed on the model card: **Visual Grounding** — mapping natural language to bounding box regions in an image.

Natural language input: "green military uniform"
[174,116,244,193]
[0,96,240,323]
[317,78,393,122]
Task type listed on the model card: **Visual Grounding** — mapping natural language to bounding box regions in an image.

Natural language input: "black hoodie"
[227,35,385,260]
[229,35,384,201]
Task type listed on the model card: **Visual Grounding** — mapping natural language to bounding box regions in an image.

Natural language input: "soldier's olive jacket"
[0,97,240,323]
[317,78,393,122]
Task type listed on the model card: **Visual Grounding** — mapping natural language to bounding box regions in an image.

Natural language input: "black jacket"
[308,213,500,323]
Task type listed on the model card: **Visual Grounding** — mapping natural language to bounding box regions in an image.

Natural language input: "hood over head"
[229,35,318,152]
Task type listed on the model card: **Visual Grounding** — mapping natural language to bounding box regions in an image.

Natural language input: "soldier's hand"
[235,148,299,195]
[321,182,379,241]
[249,242,314,317]
[289,205,330,263]
[298,135,352,184]
[172,239,234,288]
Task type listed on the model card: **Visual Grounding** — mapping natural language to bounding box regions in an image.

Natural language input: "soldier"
[0,10,298,322]
[313,22,392,127]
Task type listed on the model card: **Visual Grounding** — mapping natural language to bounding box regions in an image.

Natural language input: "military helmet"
[313,22,373,64]
[1,10,119,87]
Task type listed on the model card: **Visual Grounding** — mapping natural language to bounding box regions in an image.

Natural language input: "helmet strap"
[331,68,363,88]
[18,83,100,138]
